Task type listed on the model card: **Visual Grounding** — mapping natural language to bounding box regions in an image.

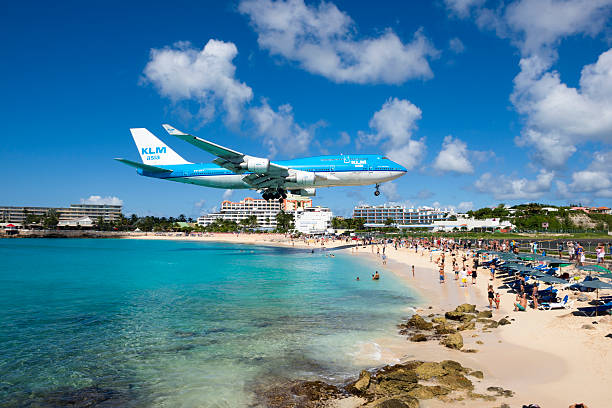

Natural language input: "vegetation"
[330,217,366,230]
[275,211,294,233]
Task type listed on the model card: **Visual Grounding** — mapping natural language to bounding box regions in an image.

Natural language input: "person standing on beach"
[488,285,494,309]
[412,265,415,277]
[439,266,445,283]
[490,263,496,281]
[471,267,477,284]
[460,267,467,287]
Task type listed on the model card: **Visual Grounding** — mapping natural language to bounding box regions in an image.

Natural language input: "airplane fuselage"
[136,154,406,190]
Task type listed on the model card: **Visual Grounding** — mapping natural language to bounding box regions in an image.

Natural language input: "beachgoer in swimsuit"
[488,285,494,309]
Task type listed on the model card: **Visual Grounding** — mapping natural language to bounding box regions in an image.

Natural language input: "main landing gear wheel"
[374,184,381,196]
[262,189,287,202]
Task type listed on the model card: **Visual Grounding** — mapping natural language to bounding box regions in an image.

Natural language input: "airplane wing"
[162,124,290,188]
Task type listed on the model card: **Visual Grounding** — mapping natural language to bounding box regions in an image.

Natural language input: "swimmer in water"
[372,271,380,280]
[356,277,360,281]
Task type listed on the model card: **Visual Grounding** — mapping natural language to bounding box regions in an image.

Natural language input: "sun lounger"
[574,301,612,316]
[539,295,573,310]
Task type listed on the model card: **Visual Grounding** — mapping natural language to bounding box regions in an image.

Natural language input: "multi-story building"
[197,195,313,229]
[294,207,333,234]
[0,203,122,224]
[353,204,451,227]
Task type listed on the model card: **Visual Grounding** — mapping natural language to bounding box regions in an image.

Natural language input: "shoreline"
[341,244,612,407]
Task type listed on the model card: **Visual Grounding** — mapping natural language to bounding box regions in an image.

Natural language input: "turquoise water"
[0,239,417,407]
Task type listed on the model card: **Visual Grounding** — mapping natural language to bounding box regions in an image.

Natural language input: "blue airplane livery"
[115,125,407,201]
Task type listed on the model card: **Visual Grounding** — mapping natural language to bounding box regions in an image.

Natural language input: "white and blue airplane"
[115,125,407,201]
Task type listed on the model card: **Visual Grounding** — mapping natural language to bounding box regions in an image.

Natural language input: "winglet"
[162,124,187,136]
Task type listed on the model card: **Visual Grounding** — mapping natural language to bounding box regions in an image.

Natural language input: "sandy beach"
[125,233,612,407]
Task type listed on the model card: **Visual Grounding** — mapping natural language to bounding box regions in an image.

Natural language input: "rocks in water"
[431,316,446,324]
[498,318,511,326]
[410,334,428,342]
[346,370,371,394]
[455,304,477,313]
[442,333,463,350]
[469,370,484,379]
[404,314,433,330]
[290,380,344,403]
[477,310,493,319]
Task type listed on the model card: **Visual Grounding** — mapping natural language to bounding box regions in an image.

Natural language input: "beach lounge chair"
[539,295,573,310]
[574,301,612,317]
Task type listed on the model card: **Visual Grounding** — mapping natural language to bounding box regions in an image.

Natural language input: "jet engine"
[285,170,315,185]
[289,188,316,197]
[240,156,270,173]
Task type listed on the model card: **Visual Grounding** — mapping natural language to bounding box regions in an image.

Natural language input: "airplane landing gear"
[374,184,381,196]
[262,188,287,202]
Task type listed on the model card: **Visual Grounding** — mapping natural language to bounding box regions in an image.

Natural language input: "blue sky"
[2,0,612,217]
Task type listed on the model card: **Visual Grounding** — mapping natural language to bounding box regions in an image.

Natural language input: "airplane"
[115,125,407,202]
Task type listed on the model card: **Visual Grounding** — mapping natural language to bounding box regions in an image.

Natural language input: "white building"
[294,207,333,235]
[57,216,94,228]
[197,195,313,230]
[353,204,452,227]
[431,215,514,232]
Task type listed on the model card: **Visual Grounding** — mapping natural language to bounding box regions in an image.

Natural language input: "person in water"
[356,277,360,281]
[372,271,380,280]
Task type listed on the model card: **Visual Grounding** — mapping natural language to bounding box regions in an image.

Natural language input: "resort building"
[294,207,333,235]
[197,195,313,230]
[430,215,514,232]
[0,203,122,225]
[353,204,452,228]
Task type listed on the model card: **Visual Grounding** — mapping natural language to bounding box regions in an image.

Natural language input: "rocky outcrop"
[442,333,464,350]
[410,333,428,342]
[455,304,477,313]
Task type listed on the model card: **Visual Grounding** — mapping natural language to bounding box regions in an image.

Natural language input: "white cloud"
[142,40,253,124]
[512,49,612,168]
[457,201,474,212]
[239,0,436,84]
[194,199,206,208]
[222,190,234,200]
[557,150,612,198]
[433,135,473,174]
[449,37,465,53]
[479,0,612,61]
[359,98,426,169]
[444,0,485,18]
[475,170,555,200]
[80,195,123,206]
[380,182,400,201]
[249,100,314,157]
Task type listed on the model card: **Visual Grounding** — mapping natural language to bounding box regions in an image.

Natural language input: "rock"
[444,311,465,321]
[460,348,479,353]
[582,324,595,330]
[440,360,467,373]
[290,380,343,402]
[434,323,456,335]
[477,310,493,319]
[407,385,450,399]
[364,396,419,408]
[410,334,428,342]
[455,304,477,313]
[458,321,475,331]
[467,391,496,401]
[438,373,474,390]
[375,365,420,396]
[498,318,511,326]
[476,340,484,345]
[41,386,124,407]
[442,333,463,350]
[469,370,484,379]
[414,362,447,380]
[405,314,433,330]
[431,316,446,324]
[487,386,515,397]
[347,370,371,394]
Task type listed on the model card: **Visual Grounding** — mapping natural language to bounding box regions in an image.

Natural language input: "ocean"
[0,238,418,407]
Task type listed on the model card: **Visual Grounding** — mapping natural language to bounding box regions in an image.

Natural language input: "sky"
[2,0,612,218]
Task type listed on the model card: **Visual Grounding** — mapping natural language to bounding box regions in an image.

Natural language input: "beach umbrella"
[533,274,568,285]
[578,280,612,302]
[579,265,605,272]
[598,273,612,280]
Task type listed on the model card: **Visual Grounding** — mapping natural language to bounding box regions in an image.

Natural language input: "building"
[57,216,94,228]
[353,204,451,227]
[0,203,122,224]
[197,195,313,229]
[430,215,514,232]
[294,207,333,234]
[571,206,611,214]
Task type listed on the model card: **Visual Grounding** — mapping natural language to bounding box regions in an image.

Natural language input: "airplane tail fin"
[130,128,191,165]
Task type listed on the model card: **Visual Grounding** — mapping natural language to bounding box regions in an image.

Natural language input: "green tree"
[384,218,395,226]
[275,211,294,233]
[240,215,259,229]
[42,209,59,229]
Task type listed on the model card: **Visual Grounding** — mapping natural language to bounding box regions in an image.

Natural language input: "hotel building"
[352,204,451,227]
[0,203,122,224]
